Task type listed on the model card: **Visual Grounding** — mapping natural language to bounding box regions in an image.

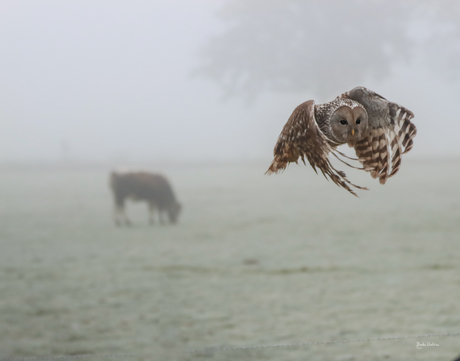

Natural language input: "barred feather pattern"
[267,87,416,196]
[387,104,417,176]
[266,100,367,196]
[339,87,417,184]
[354,128,389,184]
[354,104,416,184]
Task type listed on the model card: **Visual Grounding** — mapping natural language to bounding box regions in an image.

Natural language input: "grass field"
[1,160,460,361]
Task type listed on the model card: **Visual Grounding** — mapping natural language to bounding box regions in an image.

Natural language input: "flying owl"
[266,86,417,196]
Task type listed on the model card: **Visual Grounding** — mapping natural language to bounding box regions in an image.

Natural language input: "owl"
[266,86,417,196]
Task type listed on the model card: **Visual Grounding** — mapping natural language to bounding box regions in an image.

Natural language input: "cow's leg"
[159,207,166,225]
[115,206,131,226]
[114,202,128,226]
[148,203,155,225]
[114,206,122,226]
[123,209,132,226]
[114,197,131,226]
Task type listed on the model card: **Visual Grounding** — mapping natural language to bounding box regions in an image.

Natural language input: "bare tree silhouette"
[196,0,460,100]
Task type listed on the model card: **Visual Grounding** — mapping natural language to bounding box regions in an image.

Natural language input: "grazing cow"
[110,171,182,226]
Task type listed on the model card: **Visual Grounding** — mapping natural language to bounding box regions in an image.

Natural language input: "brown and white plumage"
[266,86,417,196]
[339,87,416,184]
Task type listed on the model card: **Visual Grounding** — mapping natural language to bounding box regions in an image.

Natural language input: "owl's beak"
[351,129,355,136]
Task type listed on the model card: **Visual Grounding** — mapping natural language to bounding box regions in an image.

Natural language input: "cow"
[109,170,182,226]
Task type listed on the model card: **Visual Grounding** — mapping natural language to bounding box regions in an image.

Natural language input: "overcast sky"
[2,1,460,164]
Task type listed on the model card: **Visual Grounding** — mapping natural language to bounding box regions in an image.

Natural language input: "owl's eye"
[340,120,348,125]
[356,118,361,124]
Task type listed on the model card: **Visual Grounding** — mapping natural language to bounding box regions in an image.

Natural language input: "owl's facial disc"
[330,106,368,143]
[350,107,368,138]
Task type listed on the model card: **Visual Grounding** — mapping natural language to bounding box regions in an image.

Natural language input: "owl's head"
[329,103,368,145]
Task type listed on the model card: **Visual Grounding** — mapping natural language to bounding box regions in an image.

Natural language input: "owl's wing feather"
[266,100,367,196]
[340,86,416,184]
[387,103,417,177]
[353,128,391,184]
[330,149,365,170]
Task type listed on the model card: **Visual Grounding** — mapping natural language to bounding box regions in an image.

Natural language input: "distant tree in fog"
[196,0,460,100]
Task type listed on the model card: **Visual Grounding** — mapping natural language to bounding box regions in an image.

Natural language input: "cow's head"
[167,201,182,224]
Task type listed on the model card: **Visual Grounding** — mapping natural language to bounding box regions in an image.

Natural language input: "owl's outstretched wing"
[340,86,417,184]
[266,100,367,196]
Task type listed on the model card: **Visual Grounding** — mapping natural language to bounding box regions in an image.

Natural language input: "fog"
[3,3,460,359]
[2,0,460,165]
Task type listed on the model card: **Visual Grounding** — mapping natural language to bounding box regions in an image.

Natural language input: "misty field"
[1,160,460,361]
